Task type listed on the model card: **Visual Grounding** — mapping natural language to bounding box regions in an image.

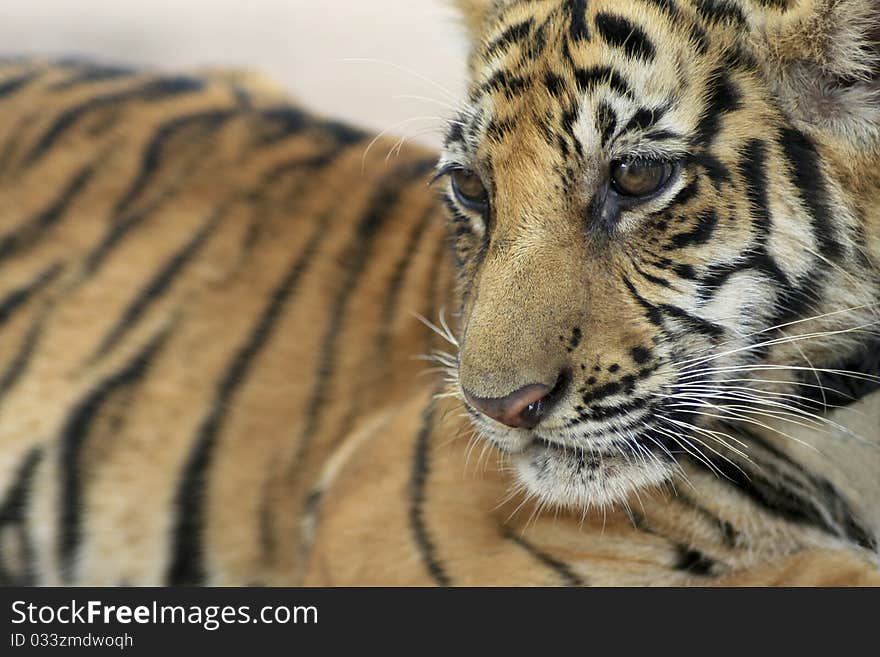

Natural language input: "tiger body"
[0,59,456,585]
[2,0,880,588]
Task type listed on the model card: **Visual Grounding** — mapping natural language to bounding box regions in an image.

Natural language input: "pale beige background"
[0,0,469,147]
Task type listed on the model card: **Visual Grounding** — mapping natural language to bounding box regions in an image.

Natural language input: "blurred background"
[0,0,469,148]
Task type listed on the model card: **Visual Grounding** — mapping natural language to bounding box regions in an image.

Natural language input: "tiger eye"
[450,169,489,210]
[611,160,673,198]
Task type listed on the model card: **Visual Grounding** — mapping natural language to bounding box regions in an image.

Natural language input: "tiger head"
[437,0,880,508]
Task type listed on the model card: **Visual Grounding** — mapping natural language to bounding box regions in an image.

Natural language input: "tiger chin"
[438,0,880,515]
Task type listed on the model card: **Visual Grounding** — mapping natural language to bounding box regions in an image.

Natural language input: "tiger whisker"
[663,404,820,454]
[674,321,880,371]
[663,380,844,412]
[336,57,458,101]
[658,391,828,430]
[360,115,449,172]
[669,376,861,404]
[651,421,729,480]
[660,388,878,446]
[676,364,880,385]
[787,328,829,410]
[411,309,459,347]
[391,94,476,118]
[654,419,744,478]
[663,304,879,367]
[660,418,752,468]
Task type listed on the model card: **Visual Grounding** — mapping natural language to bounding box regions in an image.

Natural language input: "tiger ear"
[749,0,880,137]
[450,0,495,41]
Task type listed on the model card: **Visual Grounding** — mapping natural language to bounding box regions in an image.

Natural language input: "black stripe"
[525,16,550,60]
[580,379,629,405]
[167,216,329,586]
[667,178,699,209]
[687,24,710,55]
[778,127,842,260]
[321,207,440,483]
[0,157,100,265]
[480,70,528,99]
[659,303,725,339]
[257,463,281,563]
[252,107,366,152]
[622,106,665,137]
[643,128,682,142]
[543,71,566,98]
[441,192,475,240]
[110,109,238,219]
[673,263,698,280]
[623,276,664,327]
[674,546,718,576]
[321,119,368,148]
[568,0,590,41]
[694,70,740,147]
[424,236,453,353]
[686,439,876,551]
[23,76,205,166]
[377,205,437,362]
[81,110,239,278]
[253,144,354,192]
[444,120,466,148]
[632,260,673,289]
[560,104,579,143]
[665,209,718,250]
[746,431,876,551]
[88,206,227,363]
[755,0,793,7]
[578,395,651,420]
[692,0,747,26]
[249,107,310,149]
[737,138,797,303]
[58,325,170,583]
[287,159,436,478]
[0,263,62,327]
[0,448,43,585]
[0,111,38,176]
[575,66,632,97]
[698,261,748,301]
[0,308,49,403]
[237,151,348,257]
[674,491,742,549]
[50,64,136,91]
[82,187,175,277]
[484,19,534,57]
[686,152,731,186]
[739,139,773,243]
[0,71,40,99]
[571,399,660,434]
[595,101,617,148]
[284,166,443,551]
[408,396,451,586]
[501,526,586,586]
[594,13,656,61]
[795,337,880,410]
[635,0,681,19]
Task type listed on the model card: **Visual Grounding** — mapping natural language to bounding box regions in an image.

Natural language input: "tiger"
[1,0,879,588]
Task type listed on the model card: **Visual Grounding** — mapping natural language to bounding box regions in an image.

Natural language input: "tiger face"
[438,0,880,508]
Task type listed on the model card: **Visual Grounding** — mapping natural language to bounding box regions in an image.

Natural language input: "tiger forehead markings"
[438,0,880,511]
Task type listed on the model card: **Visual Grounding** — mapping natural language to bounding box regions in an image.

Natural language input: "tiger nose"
[463,383,552,429]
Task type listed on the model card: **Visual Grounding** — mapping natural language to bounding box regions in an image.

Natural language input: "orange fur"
[1,0,879,588]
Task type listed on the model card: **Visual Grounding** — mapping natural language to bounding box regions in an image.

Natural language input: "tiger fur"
[1,0,879,586]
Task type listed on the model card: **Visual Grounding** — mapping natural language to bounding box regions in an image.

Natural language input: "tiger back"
[0,58,453,585]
